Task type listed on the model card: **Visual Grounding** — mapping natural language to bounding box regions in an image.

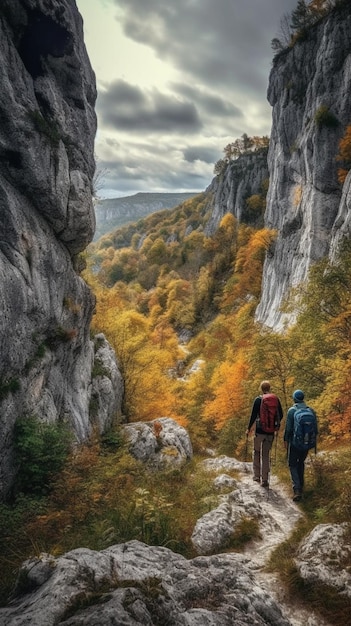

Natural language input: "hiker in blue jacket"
[246,380,283,488]
[284,389,318,502]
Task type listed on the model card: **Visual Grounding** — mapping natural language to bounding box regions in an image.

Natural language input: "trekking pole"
[272,432,278,466]
[244,433,249,473]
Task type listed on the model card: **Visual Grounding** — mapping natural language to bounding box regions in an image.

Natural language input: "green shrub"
[227,516,261,550]
[0,378,20,401]
[14,416,73,495]
[27,110,62,146]
[314,105,339,128]
[92,359,110,379]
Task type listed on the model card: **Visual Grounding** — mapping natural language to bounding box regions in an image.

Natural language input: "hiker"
[246,380,283,487]
[284,389,318,502]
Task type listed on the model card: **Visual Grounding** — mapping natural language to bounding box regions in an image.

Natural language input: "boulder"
[295,522,351,598]
[122,417,193,469]
[0,540,291,626]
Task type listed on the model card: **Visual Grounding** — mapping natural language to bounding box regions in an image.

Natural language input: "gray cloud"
[115,0,298,95]
[97,79,202,133]
[80,0,301,197]
[96,152,209,198]
[183,146,221,164]
[172,83,243,118]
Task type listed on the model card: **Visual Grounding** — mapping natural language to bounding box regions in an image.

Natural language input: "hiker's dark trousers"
[288,444,308,493]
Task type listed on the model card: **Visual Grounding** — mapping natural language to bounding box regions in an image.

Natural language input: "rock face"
[205,149,269,236]
[122,417,193,469]
[255,3,351,328]
[0,540,291,626]
[0,0,123,499]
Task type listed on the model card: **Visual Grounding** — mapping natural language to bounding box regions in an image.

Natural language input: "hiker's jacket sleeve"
[283,406,296,442]
[247,396,261,430]
[277,399,283,422]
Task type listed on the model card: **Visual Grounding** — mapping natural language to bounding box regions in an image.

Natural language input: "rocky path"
[238,467,331,626]
[198,456,332,625]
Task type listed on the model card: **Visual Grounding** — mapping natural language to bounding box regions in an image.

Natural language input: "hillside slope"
[94,192,199,239]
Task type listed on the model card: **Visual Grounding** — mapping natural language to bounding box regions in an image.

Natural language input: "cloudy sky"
[76,0,298,199]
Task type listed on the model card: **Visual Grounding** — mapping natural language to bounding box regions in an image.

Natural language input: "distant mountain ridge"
[94,192,199,240]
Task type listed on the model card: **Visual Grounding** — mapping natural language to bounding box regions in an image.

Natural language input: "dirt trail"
[238,468,331,626]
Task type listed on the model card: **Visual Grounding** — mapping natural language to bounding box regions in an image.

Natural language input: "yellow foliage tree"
[221,227,276,308]
[166,278,195,329]
[203,356,249,431]
[91,300,182,422]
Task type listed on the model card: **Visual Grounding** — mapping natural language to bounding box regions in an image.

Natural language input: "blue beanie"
[293,389,304,402]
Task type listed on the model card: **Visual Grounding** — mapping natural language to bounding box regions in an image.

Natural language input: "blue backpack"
[292,406,317,451]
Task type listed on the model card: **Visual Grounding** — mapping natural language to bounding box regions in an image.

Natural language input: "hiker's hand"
[246,429,250,436]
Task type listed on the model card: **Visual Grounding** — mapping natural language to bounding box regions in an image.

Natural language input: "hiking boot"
[253,477,260,482]
[293,491,302,502]
[261,481,269,488]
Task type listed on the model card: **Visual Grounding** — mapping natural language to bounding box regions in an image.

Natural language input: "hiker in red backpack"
[284,389,318,502]
[246,380,283,487]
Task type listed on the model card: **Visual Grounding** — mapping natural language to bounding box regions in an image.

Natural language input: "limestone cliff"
[256,2,351,328]
[205,148,269,236]
[0,0,123,499]
[202,4,351,330]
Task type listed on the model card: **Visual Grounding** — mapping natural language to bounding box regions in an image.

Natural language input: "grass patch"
[0,434,218,605]
[226,516,262,551]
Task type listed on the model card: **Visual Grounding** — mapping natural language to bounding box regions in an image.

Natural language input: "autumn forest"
[86,135,351,453]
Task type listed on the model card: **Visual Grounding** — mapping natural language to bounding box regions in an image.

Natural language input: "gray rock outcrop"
[205,149,269,236]
[295,522,351,598]
[255,3,351,328]
[122,417,193,469]
[0,540,291,626]
[0,0,123,499]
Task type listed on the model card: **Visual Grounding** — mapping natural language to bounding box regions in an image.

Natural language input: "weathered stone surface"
[213,474,237,490]
[122,417,193,469]
[0,0,123,499]
[295,522,351,598]
[0,540,291,626]
[90,334,124,434]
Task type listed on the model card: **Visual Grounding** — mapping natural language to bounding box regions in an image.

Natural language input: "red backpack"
[259,393,280,433]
